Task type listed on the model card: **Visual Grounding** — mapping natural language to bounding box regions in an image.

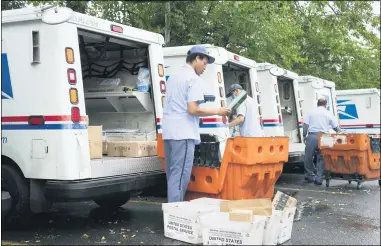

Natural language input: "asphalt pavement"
[2,172,380,245]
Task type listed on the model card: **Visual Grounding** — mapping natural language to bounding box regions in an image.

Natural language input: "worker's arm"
[187,101,230,116]
[333,126,342,133]
[329,114,342,132]
[229,115,245,127]
[229,101,246,127]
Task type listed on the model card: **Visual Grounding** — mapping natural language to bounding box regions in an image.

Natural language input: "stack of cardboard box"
[162,192,297,245]
[88,126,157,159]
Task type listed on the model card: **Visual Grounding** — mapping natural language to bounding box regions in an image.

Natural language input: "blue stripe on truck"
[2,124,88,130]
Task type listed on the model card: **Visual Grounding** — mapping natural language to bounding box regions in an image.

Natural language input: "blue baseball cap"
[226,84,243,97]
[187,45,215,64]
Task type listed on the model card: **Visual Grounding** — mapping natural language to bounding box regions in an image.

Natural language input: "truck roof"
[298,75,336,88]
[163,44,256,68]
[256,63,299,79]
[336,88,380,96]
[1,6,165,45]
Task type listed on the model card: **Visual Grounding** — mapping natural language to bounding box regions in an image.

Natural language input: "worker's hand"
[216,107,231,116]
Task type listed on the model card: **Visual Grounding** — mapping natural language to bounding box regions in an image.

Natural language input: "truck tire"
[1,164,30,228]
[94,193,130,209]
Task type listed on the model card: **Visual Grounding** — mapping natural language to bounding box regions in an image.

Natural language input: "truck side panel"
[337,92,380,134]
[1,21,91,180]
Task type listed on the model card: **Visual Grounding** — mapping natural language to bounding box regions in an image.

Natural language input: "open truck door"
[256,63,305,167]
[298,76,339,134]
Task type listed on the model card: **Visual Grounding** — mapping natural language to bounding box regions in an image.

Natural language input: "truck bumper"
[2,191,12,217]
[45,171,166,202]
[287,152,305,165]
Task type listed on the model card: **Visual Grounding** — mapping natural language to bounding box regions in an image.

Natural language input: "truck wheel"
[1,164,31,228]
[356,182,362,190]
[94,193,130,209]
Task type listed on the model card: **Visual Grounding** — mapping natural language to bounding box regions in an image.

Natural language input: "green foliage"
[28,0,88,13]
[1,1,27,11]
[6,0,380,89]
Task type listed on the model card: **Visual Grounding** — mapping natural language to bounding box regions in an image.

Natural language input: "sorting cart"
[318,133,381,190]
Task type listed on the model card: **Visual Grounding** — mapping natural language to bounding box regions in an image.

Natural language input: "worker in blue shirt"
[162,46,231,203]
[303,98,342,185]
[227,84,263,137]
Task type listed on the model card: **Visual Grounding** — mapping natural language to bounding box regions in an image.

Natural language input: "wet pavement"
[2,172,380,245]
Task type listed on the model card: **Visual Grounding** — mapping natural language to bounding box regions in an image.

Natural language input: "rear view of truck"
[1,6,166,227]
[298,76,339,131]
[256,63,304,166]
[163,44,264,164]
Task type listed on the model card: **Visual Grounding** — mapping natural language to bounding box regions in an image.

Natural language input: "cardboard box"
[162,201,220,244]
[277,206,297,244]
[271,191,298,244]
[262,209,283,245]
[272,191,297,211]
[107,141,157,157]
[189,197,225,206]
[200,211,266,245]
[88,126,103,159]
[220,198,272,216]
[104,131,156,142]
[229,209,253,222]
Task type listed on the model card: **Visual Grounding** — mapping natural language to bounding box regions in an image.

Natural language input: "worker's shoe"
[304,177,315,183]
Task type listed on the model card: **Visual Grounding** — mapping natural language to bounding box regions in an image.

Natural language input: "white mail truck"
[256,63,305,166]
[1,6,167,226]
[163,44,264,167]
[336,88,380,134]
[298,76,339,130]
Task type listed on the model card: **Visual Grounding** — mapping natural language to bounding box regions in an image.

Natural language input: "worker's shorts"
[164,139,196,203]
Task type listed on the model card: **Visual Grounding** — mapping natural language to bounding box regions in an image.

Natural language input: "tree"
[1,1,27,10]
[292,1,380,89]
[25,0,380,89]
[28,0,89,13]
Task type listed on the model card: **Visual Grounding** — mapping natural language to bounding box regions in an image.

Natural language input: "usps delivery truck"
[256,63,305,166]
[298,76,339,129]
[1,6,167,226]
[163,44,263,166]
[336,88,380,134]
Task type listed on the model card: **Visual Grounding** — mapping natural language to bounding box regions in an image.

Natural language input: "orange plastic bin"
[318,133,381,189]
[157,134,289,200]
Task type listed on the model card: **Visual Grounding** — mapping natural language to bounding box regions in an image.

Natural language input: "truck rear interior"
[193,61,254,168]
[277,78,301,143]
[222,62,255,137]
[222,62,253,98]
[77,29,161,174]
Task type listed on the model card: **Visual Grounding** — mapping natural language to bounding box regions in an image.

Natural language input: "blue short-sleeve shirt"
[162,64,205,144]
[236,96,263,137]
[304,106,338,133]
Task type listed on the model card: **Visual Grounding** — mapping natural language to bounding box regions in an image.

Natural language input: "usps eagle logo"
[337,99,359,120]
[1,53,14,99]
